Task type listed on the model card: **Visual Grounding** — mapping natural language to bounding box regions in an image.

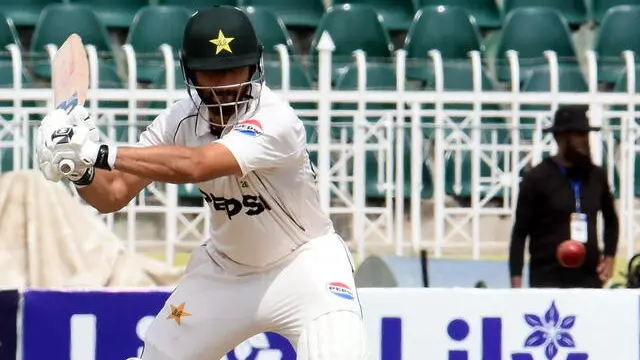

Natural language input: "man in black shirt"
[509,105,619,288]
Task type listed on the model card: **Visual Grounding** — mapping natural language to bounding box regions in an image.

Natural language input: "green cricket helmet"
[180,5,265,126]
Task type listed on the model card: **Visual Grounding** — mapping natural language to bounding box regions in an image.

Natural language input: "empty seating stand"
[125,5,193,83]
[332,0,415,31]
[308,4,394,81]
[0,0,61,27]
[494,7,579,83]
[30,4,116,80]
[593,5,640,84]
[243,0,326,28]
[68,0,149,28]
[413,0,501,29]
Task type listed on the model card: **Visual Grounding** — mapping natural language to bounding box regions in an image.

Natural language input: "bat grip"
[59,159,75,175]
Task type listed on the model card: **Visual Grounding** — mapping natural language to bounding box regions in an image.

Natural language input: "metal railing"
[1,33,640,264]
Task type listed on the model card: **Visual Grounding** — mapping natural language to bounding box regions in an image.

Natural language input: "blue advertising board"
[361,288,640,360]
[14,288,640,360]
[0,290,18,360]
[22,290,295,360]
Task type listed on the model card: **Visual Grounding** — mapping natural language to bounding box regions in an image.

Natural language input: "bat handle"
[59,159,75,175]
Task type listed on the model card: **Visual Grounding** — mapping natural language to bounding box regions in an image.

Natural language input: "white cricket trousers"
[140,233,367,360]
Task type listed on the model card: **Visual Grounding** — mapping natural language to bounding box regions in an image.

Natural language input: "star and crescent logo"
[210,30,234,55]
[167,302,191,325]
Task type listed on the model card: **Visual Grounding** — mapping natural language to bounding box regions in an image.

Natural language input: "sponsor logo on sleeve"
[234,119,263,137]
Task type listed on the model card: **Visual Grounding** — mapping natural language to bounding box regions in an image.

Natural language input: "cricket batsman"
[35,5,367,360]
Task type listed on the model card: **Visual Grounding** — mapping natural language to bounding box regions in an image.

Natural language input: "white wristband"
[83,142,118,170]
[108,144,118,170]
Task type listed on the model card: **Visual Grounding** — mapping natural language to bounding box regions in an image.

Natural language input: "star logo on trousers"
[167,302,191,325]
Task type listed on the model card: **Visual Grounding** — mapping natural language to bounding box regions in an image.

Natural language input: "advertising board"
[19,288,640,360]
[21,290,295,360]
[0,290,18,360]
[361,288,640,360]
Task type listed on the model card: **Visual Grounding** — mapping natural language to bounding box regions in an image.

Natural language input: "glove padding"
[36,106,100,182]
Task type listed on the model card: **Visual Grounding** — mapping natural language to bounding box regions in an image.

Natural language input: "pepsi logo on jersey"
[200,190,271,219]
[234,119,263,137]
[327,282,354,300]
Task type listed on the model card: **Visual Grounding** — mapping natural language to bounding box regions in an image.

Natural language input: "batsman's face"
[193,66,251,118]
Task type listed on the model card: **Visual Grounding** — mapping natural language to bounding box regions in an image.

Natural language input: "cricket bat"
[51,33,90,175]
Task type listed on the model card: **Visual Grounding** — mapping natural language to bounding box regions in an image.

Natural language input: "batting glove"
[49,124,118,173]
[36,106,101,185]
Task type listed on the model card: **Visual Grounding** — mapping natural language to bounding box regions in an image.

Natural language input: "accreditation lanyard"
[559,166,582,213]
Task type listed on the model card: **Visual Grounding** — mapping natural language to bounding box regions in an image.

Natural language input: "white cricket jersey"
[137,85,335,267]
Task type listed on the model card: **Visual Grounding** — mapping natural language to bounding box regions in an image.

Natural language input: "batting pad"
[295,310,367,360]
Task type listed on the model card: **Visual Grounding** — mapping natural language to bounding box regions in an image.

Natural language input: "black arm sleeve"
[600,176,619,257]
[509,175,535,277]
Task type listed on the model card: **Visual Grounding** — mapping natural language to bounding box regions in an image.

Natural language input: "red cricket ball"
[557,240,586,268]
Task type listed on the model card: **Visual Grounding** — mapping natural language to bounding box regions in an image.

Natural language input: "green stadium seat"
[0,14,20,52]
[0,13,22,79]
[365,135,434,200]
[84,62,129,143]
[589,0,640,23]
[332,62,397,140]
[418,62,507,199]
[413,0,501,29]
[263,59,316,118]
[309,4,394,81]
[157,0,236,12]
[611,67,640,91]
[332,61,396,89]
[264,59,313,90]
[30,4,115,80]
[502,0,588,26]
[96,62,125,89]
[433,64,509,201]
[243,0,326,28]
[521,66,588,92]
[402,133,434,199]
[332,0,414,31]
[243,6,296,55]
[126,5,193,83]
[593,5,640,84]
[147,64,185,117]
[433,63,497,91]
[68,0,149,28]
[421,62,502,139]
[332,62,406,199]
[150,64,185,89]
[443,130,508,199]
[494,7,578,83]
[0,0,62,27]
[0,63,30,95]
[519,66,588,140]
[177,183,204,201]
[403,6,483,81]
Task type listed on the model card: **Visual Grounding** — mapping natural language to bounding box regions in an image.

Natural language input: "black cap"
[181,6,262,71]
[543,105,601,133]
